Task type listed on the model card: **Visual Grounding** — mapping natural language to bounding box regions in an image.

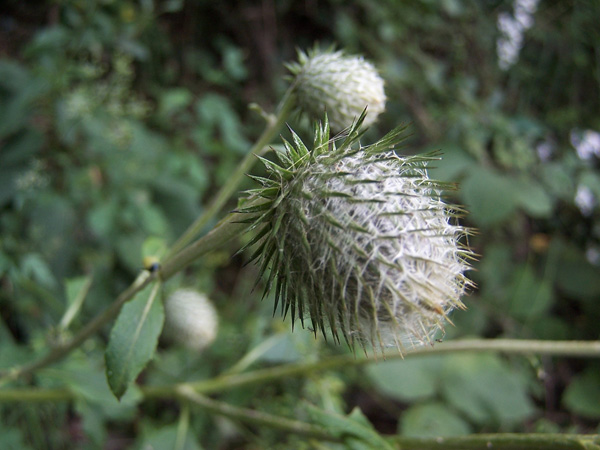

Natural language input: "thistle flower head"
[287,48,386,131]
[239,114,473,353]
[163,289,219,352]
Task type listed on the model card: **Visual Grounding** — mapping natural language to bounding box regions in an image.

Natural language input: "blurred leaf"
[0,422,35,450]
[158,88,193,118]
[440,354,535,426]
[563,368,600,419]
[555,242,600,300]
[366,356,442,402]
[460,168,519,226]
[139,424,203,450]
[306,404,394,450]
[512,178,554,218]
[59,275,93,330]
[427,144,475,182]
[507,264,554,320]
[399,402,471,437]
[105,281,164,399]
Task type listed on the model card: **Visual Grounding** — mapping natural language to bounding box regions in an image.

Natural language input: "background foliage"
[1,0,599,448]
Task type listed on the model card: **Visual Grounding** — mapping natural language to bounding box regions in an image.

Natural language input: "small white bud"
[288,48,386,131]
[163,289,218,352]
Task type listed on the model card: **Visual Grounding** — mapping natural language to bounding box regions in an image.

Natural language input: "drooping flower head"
[287,48,386,132]
[238,113,474,354]
[163,289,219,352]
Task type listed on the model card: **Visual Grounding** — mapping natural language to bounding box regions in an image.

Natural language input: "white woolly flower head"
[238,114,474,354]
[163,289,218,352]
[287,47,386,132]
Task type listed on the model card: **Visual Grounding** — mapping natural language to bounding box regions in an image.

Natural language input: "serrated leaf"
[105,281,164,399]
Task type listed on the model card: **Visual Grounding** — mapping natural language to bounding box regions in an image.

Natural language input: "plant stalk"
[176,384,337,442]
[165,91,297,259]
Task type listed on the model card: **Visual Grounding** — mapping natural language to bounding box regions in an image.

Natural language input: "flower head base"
[163,289,219,352]
[239,114,474,354]
[287,48,386,132]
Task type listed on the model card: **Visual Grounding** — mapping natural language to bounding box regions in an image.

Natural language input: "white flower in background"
[287,48,386,131]
[497,0,539,70]
[238,114,473,354]
[163,289,219,352]
[570,129,600,161]
[575,185,596,217]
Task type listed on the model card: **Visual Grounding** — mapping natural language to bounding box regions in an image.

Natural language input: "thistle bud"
[239,114,473,353]
[287,48,386,131]
[163,289,218,352]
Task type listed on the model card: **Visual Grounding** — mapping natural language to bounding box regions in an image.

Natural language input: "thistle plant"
[239,113,473,353]
[287,48,386,131]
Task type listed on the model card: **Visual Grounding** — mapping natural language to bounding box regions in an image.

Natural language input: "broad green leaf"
[59,275,93,330]
[555,242,600,300]
[563,368,600,419]
[460,168,519,226]
[399,402,471,437]
[512,178,553,218]
[426,144,475,182]
[507,264,554,320]
[105,281,164,399]
[440,354,535,426]
[366,356,442,402]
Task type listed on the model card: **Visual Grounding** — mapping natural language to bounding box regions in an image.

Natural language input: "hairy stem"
[165,91,297,259]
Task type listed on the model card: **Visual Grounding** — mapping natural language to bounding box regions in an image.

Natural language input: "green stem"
[390,433,600,450]
[141,339,600,399]
[2,339,599,400]
[0,270,156,386]
[165,90,297,259]
[0,209,249,386]
[176,385,337,442]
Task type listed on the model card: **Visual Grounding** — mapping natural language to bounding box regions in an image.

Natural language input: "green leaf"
[512,177,553,218]
[460,168,520,226]
[139,424,203,450]
[305,404,394,450]
[506,264,554,320]
[105,281,164,399]
[399,402,471,437]
[59,275,93,330]
[366,356,442,402]
[440,354,535,426]
[563,368,600,419]
[555,242,600,300]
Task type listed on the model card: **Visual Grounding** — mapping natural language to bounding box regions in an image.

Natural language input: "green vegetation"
[1,1,599,448]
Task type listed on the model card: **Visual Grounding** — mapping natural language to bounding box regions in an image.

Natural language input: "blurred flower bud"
[163,289,218,352]
[287,48,386,131]
[239,114,473,353]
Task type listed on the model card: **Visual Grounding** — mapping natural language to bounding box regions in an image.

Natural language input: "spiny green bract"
[238,113,473,354]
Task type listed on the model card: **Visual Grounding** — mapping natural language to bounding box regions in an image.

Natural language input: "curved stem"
[0,270,156,386]
[0,209,249,386]
[165,91,297,259]
[141,339,600,399]
[176,385,337,442]
[390,433,600,450]
[1,339,599,403]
